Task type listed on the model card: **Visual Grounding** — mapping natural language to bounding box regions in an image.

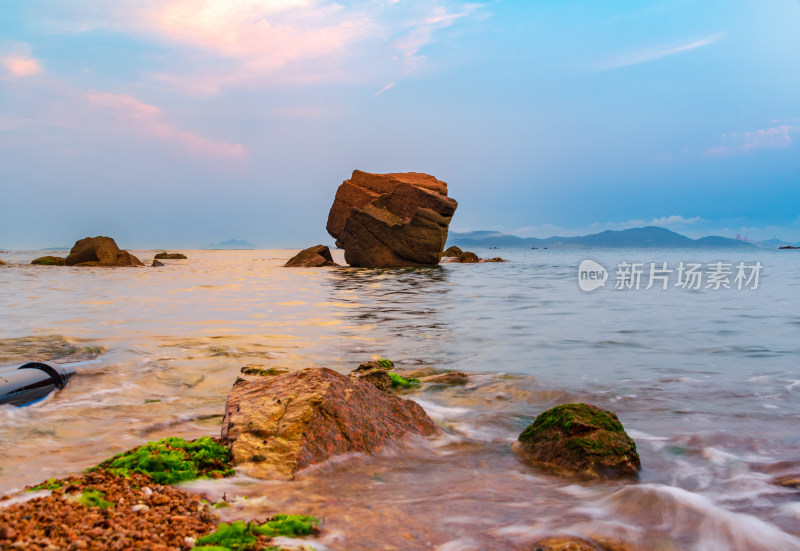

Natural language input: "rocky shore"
[0,359,642,550]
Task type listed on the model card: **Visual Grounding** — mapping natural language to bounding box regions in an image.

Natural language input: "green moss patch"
[92,436,234,484]
[79,489,113,509]
[377,358,394,368]
[516,403,640,479]
[196,515,318,550]
[389,372,419,389]
[27,478,63,492]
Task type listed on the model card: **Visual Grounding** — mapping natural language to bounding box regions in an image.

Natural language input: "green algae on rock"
[78,488,113,509]
[93,436,234,484]
[31,255,66,265]
[514,403,641,480]
[240,365,290,377]
[195,515,319,550]
[389,372,420,389]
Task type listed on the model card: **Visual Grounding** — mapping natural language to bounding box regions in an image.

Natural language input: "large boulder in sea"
[513,403,640,480]
[326,170,458,267]
[221,367,439,479]
[284,245,338,267]
[65,236,143,267]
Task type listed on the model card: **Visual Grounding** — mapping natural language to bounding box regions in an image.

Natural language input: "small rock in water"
[513,403,641,480]
[443,245,463,257]
[455,251,480,263]
[65,236,143,267]
[419,372,470,385]
[153,252,187,259]
[284,245,339,267]
[31,256,66,266]
[151,259,165,267]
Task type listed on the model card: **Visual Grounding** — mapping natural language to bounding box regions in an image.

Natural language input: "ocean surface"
[1,247,799,550]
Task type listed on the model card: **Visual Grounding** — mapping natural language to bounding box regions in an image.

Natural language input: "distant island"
[447,226,800,249]
[202,238,256,250]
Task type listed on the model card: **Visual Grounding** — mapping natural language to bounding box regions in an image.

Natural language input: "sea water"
[0,247,798,550]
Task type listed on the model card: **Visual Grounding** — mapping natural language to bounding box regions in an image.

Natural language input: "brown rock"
[152,259,165,267]
[532,536,633,551]
[326,170,458,267]
[284,245,338,267]
[31,256,66,265]
[443,245,463,257]
[65,237,143,267]
[419,372,470,385]
[513,403,641,480]
[455,252,480,263]
[0,259,6,266]
[153,252,187,260]
[351,368,393,392]
[481,257,505,262]
[221,367,439,479]
[531,537,603,551]
[773,474,800,488]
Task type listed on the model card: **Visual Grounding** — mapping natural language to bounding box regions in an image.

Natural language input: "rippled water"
[1,248,799,550]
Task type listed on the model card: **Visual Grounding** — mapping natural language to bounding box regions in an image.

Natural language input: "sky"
[1,0,799,249]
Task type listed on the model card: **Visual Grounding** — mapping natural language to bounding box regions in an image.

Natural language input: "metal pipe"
[0,362,79,407]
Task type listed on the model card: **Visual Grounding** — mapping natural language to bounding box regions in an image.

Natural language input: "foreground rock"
[31,256,65,266]
[65,236,143,267]
[326,170,458,267]
[284,245,339,267]
[513,403,640,480]
[0,259,6,265]
[221,367,439,479]
[154,252,187,260]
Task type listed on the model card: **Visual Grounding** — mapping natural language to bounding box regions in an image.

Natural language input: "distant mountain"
[202,238,256,250]
[447,226,758,249]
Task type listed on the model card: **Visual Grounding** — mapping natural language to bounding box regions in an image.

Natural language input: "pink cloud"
[707,124,794,157]
[47,1,487,95]
[86,92,247,158]
[0,42,43,79]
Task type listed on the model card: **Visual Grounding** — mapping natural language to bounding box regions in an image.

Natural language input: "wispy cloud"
[374,82,395,97]
[45,0,488,95]
[0,42,43,79]
[86,92,247,158]
[707,124,795,157]
[595,33,723,71]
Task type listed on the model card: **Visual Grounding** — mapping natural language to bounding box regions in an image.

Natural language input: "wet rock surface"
[153,252,187,260]
[31,256,65,266]
[221,367,439,480]
[284,245,338,267]
[442,245,463,257]
[65,236,143,267]
[326,170,458,267]
[443,251,506,263]
[514,403,641,480]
